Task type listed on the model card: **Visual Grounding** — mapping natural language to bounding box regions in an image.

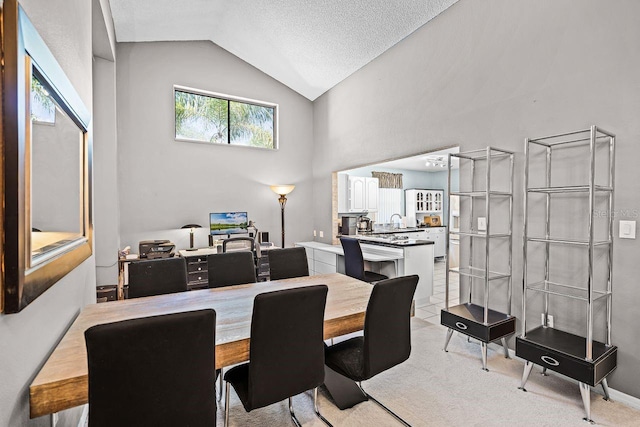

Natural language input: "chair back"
[247,285,328,411]
[223,236,255,253]
[85,309,216,427]
[208,251,256,288]
[128,257,188,298]
[340,237,365,280]
[267,247,309,280]
[363,275,419,379]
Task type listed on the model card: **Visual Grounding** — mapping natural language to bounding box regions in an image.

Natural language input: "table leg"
[323,366,367,410]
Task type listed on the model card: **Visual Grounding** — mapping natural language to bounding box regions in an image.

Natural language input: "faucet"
[389,213,402,229]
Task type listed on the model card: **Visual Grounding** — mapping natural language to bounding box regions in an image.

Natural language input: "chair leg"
[218,369,224,401]
[357,383,412,427]
[288,397,303,427]
[313,387,333,426]
[224,381,230,427]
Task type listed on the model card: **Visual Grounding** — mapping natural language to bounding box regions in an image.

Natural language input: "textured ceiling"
[108,0,458,100]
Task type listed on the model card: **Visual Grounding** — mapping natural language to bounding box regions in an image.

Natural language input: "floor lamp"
[270,185,295,248]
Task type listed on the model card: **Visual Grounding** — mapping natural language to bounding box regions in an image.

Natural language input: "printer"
[139,240,176,259]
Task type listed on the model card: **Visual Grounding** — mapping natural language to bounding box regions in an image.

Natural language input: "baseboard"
[486,341,640,411]
[77,405,88,427]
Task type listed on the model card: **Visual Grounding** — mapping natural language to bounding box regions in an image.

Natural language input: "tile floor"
[415,259,459,325]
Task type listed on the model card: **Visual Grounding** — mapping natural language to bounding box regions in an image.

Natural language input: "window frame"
[173,85,279,150]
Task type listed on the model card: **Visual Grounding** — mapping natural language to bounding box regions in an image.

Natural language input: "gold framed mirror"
[1,0,93,313]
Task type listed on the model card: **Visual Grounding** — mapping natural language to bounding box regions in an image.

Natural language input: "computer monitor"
[209,212,248,236]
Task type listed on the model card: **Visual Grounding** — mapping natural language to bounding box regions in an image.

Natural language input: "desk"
[29,273,372,418]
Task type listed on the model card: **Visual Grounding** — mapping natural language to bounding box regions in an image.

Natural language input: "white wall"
[0,0,96,426]
[115,41,315,253]
[313,0,640,398]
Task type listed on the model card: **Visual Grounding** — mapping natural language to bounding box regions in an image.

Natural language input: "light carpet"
[218,319,640,426]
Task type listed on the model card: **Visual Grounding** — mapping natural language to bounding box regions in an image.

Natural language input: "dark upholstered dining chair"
[267,247,309,280]
[324,275,419,426]
[224,285,332,427]
[127,257,188,299]
[339,237,388,283]
[85,309,216,427]
[208,251,257,288]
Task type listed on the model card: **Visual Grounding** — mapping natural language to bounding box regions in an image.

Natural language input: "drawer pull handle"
[455,322,468,330]
[541,356,559,366]
[198,267,202,271]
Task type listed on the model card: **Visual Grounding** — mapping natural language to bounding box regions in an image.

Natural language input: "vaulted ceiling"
[108,0,458,100]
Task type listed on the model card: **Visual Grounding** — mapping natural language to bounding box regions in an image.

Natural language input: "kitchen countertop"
[365,226,446,235]
[351,235,434,247]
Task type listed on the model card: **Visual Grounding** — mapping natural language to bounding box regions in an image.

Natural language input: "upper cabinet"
[338,174,379,213]
[405,189,443,227]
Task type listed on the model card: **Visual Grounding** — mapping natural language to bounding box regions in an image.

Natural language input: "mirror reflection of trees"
[175,90,274,148]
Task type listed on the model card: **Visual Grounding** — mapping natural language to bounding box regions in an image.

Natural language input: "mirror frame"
[1,0,93,313]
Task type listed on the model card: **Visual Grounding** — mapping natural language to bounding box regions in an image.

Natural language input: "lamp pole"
[278,194,287,248]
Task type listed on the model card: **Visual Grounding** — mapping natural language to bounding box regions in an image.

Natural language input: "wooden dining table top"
[29,273,373,418]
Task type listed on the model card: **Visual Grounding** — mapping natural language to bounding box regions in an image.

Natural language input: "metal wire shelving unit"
[442,147,516,371]
[516,125,617,423]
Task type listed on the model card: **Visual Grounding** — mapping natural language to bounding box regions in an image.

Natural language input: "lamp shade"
[270,185,295,196]
[181,224,202,229]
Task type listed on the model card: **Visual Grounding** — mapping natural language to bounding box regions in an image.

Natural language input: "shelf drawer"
[188,271,208,285]
[187,262,207,273]
[186,256,208,264]
[516,328,617,386]
[441,303,515,343]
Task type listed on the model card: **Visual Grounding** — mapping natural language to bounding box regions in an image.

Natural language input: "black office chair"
[268,247,309,280]
[325,275,419,426]
[208,251,257,288]
[85,309,216,427]
[224,285,332,427]
[340,237,388,283]
[128,257,188,298]
[222,236,255,253]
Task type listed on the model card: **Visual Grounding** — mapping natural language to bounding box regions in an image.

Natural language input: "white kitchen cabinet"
[338,174,379,213]
[405,189,443,226]
[365,177,379,211]
[397,228,446,257]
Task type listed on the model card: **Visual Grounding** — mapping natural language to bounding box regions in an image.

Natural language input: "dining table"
[29,273,374,418]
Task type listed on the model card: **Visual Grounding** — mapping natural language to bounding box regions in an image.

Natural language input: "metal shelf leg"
[579,382,594,424]
[444,328,454,352]
[481,342,488,371]
[501,338,510,358]
[601,378,611,401]
[518,361,534,391]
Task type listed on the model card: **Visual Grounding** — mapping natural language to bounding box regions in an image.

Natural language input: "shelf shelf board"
[452,147,514,161]
[449,267,510,281]
[443,302,514,326]
[526,280,611,302]
[450,231,511,238]
[527,185,613,194]
[527,237,611,246]
[450,191,512,198]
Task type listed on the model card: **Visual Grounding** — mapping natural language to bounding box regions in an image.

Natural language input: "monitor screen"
[210,212,248,235]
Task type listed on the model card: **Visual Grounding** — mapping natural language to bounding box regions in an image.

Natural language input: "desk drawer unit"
[185,256,209,289]
[441,303,515,343]
[516,326,617,386]
[257,254,270,281]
